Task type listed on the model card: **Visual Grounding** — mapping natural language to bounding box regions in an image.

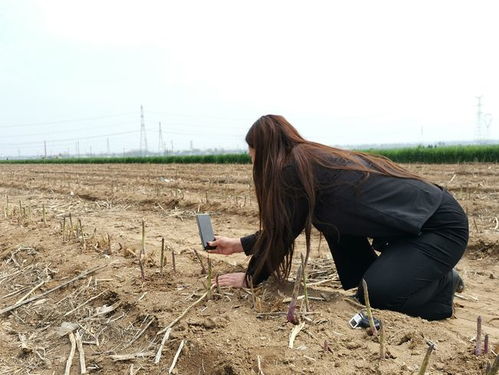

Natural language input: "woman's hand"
[212,272,247,288]
[207,236,243,255]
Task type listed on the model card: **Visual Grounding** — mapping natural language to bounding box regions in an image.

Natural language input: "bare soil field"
[0,163,498,375]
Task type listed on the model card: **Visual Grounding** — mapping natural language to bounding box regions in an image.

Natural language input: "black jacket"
[241,164,443,289]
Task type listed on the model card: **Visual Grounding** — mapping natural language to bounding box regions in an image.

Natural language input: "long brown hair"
[245,114,423,283]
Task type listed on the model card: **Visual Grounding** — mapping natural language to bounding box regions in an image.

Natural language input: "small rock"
[345,342,361,350]
[170,330,181,339]
[176,322,187,331]
[435,361,445,370]
[202,318,216,329]
[354,362,365,369]
[387,350,396,359]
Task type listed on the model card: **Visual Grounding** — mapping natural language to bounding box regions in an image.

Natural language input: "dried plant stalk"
[257,355,265,375]
[172,246,176,272]
[160,237,165,274]
[157,290,209,334]
[4,195,8,218]
[362,278,378,336]
[126,316,155,348]
[288,321,305,349]
[154,327,171,364]
[300,254,309,312]
[168,340,185,374]
[139,219,146,280]
[78,219,84,246]
[110,352,155,361]
[287,261,303,325]
[69,212,74,239]
[62,217,67,241]
[64,332,77,375]
[75,331,87,374]
[15,280,45,305]
[64,291,106,316]
[107,233,112,254]
[75,219,81,240]
[193,249,206,274]
[418,341,436,375]
[207,256,212,299]
[484,334,489,354]
[42,204,47,225]
[0,264,107,315]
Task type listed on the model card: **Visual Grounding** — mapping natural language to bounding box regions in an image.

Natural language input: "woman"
[208,115,468,321]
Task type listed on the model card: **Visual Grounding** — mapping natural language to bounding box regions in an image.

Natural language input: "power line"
[0,129,141,146]
[0,127,244,147]
[146,110,250,122]
[0,120,137,139]
[1,119,246,138]
[0,112,136,129]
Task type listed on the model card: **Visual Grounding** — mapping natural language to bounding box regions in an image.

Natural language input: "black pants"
[357,190,469,320]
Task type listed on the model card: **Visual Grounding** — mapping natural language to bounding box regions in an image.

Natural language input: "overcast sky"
[1,0,498,157]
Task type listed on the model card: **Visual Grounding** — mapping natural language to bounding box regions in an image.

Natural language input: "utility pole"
[44,141,47,158]
[158,122,165,154]
[76,141,80,158]
[140,105,148,155]
[107,137,110,155]
[190,140,193,152]
[171,140,174,154]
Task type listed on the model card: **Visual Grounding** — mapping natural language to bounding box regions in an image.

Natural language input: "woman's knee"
[356,276,403,309]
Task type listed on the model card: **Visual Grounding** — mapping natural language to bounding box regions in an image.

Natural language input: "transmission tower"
[475,96,482,142]
[140,105,148,155]
[158,122,165,154]
[475,96,494,143]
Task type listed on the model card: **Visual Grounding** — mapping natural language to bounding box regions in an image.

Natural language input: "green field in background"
[1,145,498,164]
